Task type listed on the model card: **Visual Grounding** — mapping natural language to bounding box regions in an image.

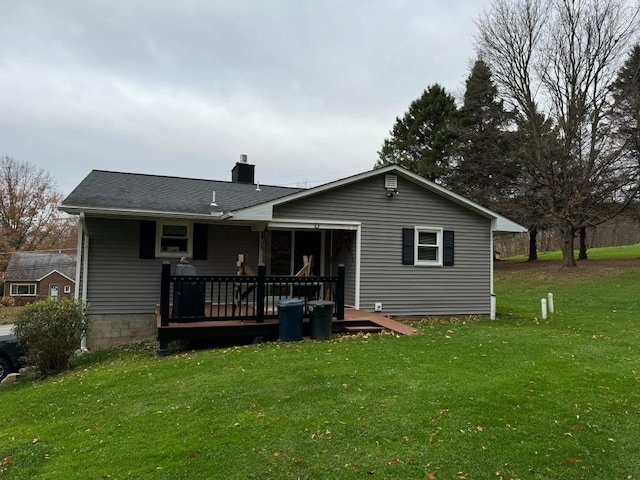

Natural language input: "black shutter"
[139,220,156,259]
[443,230,454,267]
[192,223,208,260]
[402,228,414,265]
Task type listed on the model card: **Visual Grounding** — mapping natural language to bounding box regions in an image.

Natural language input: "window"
[64,285,71,294]
[415,227,442,265]
[10,284,37,296]
[156,221,192,257]
[402,227,454,267]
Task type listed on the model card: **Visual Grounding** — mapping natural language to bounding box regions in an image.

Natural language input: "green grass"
[507,242,640,262]
[1,256,640,479]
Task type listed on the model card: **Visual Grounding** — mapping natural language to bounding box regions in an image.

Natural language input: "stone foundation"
[87,314,156,350]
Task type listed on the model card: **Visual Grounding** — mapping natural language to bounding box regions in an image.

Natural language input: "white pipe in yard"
[541,298,548,320]
[548,293,554,314]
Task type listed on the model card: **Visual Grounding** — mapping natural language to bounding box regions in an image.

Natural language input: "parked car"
[0,331,26,382]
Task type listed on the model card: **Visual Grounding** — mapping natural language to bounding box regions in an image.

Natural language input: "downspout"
[77,213,90,350]
[355,225,362,310]
[490,230,496,320]
[73,214,84,301]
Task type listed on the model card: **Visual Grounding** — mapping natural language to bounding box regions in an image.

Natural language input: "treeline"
[376,0,640,266]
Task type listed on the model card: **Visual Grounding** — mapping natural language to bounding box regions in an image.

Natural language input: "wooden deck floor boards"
[157,307,418,336]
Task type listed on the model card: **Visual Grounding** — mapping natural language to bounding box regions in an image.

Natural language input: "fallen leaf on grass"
[1,457,14,467]
[388,458,400,464]
[427,473,437,480]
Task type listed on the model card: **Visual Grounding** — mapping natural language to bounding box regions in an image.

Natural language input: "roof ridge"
[90,170,304,190]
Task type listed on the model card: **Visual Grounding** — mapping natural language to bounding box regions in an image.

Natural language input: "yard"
[0,306,19,326]
[1,246,639,479]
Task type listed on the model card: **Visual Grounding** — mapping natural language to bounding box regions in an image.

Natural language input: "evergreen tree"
[446,59,516,210]
[376,84,459,182]
[611,44,640,169]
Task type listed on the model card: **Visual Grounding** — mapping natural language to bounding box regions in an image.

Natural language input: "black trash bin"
[277,298,305,342]
[308,300,335,340]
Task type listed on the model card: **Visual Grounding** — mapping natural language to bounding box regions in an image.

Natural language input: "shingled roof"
[5,252,76,282]
[61,170,304,216]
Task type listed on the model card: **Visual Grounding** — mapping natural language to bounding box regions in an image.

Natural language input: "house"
[3,252,76,305]
[60,160,526,349]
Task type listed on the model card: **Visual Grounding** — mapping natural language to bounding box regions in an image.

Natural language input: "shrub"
[0,296,16,307]
[14,298,89,376]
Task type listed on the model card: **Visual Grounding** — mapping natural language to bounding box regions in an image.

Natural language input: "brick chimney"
[231,154,255,184]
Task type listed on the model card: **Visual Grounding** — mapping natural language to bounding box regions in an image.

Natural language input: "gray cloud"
[0,0,490,194]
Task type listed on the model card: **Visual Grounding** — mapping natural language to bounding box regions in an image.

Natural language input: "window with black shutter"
[402,227,454,267]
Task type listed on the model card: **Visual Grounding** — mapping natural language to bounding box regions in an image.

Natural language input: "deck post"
[160,261,171,327]
[336,264,345,320]
[157,261,172,356]
[256,263,266,323]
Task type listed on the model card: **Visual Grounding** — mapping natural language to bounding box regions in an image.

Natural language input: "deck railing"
[159,263,345,326]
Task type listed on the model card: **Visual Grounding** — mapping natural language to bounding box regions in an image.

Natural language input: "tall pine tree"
[376,84,459,182]
[611,44,640,172]
[446,59,516,210]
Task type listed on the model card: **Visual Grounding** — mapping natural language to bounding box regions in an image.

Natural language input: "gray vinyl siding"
[84,217,259,314]
[273,174,492,316]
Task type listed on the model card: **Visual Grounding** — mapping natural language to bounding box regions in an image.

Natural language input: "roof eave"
[59,205,236,222]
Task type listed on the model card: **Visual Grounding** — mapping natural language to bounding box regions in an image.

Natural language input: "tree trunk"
[528,225,538,261]
[578,227,588,260]
[560,225,576,267]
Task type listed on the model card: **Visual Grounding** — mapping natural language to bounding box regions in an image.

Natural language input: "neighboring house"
[60,160,526,349]
[4,252,76,305]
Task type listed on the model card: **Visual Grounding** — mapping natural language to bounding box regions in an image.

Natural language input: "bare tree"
[477,0,640,266]
[0,156,73,263]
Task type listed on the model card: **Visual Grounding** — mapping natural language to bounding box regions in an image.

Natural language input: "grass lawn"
[1,253,639,479]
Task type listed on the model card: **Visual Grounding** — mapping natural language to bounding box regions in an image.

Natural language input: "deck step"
[343,325,384,333]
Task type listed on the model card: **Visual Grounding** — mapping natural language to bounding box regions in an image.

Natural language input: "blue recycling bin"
[277,298,305,342]
[308,300,335,340]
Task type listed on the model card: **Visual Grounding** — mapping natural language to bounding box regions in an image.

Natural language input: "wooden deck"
[156,306,417,345]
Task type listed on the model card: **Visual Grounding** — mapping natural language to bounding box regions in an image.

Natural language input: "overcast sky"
[1,0,491,196]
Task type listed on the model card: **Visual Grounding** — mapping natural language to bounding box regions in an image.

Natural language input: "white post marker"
[541,298,548,320]
[548,293,554,314]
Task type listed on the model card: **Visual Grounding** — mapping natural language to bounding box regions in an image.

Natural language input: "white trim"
[37,269,76,283]
[414,226,443,266]
[60,205,230,221]
[64,285,72,294]
[355,224,362,310]
[81,228,89,351]
[74,214,85,301]
[156,220,193,258]
[9,283,37,296]
[490,230,495,316]
[267,219,360,231]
